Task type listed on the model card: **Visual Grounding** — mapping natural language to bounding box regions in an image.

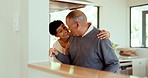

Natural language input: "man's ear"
[75,22,80,29]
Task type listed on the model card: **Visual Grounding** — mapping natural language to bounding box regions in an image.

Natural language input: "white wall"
[0,0,22,78]
[28,0,49,63]
[0,0,49,78]
[135,48,148,58]
[93,0,128,48]
[19,0,29,78]
[27,0,49,77]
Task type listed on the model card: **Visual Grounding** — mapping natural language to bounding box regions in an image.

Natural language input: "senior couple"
[49,10,119,72]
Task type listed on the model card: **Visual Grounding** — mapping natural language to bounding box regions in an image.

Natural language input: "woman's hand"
[97,30,110,39]
[49,48,58,56]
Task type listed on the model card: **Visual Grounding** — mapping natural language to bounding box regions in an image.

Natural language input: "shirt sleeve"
[98,39,119,72]
[55,51,70,64]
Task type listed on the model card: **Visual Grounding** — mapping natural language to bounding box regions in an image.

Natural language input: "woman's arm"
[97,30,110,39]
[49,48,70,64]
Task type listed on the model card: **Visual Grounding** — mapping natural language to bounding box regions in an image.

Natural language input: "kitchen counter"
[119,56,147,63]
[28,61,140,78]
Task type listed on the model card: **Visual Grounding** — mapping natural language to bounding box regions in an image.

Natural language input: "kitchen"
[0,0,148,78]
[48,0,148,77]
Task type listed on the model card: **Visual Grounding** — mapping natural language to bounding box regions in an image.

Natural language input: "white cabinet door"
[132,58,147,77]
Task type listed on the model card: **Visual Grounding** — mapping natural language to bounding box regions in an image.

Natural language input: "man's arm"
[99,39,119,72]
[55,51,71,64]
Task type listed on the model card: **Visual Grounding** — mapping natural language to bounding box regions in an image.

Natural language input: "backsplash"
[134,48,148,58]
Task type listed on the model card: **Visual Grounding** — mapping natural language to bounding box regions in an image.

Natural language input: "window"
[49,6,99,47]
[130,4,148,47]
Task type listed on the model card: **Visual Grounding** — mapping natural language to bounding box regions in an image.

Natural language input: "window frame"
[130,4,148,48]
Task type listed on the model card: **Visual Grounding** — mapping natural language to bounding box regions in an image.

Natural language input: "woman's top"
[53,40,63,53]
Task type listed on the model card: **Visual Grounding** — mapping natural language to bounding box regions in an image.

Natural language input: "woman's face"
[55,24,70,39]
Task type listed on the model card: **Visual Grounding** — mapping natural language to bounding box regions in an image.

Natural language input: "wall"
[28,0,49,63]
[27,0,49,77]
[95,0,128,48]
[0,0,49,78]
[0,0,22,78]
[19,0,28,78]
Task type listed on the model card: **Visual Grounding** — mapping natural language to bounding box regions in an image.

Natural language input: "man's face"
[66,18,79,36]
[55,24,70,39]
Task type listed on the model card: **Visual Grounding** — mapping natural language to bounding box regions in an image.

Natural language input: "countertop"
[28,61,140,78]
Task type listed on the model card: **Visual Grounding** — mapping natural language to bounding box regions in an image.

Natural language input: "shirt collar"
[82,24,94,37]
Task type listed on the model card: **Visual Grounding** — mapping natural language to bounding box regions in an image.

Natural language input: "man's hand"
[97,30,110,39]
[49,48,58,57]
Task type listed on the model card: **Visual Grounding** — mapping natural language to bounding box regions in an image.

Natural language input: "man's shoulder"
[68,35,75,43]
[92,27,100,32]
[86,27,99,37]
[99,38,112,46]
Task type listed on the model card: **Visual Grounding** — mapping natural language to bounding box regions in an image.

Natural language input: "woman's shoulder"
[53,40,59,47]
[53,40,62,51]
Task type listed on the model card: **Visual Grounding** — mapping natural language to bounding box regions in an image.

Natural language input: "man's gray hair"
[66,10,87,22]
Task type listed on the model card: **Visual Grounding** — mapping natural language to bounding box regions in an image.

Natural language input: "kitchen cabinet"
[118,60,132,75]
[132,58,148,77]
[119,57,148,77]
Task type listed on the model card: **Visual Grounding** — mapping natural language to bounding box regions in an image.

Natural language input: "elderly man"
[51,10,119,72]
